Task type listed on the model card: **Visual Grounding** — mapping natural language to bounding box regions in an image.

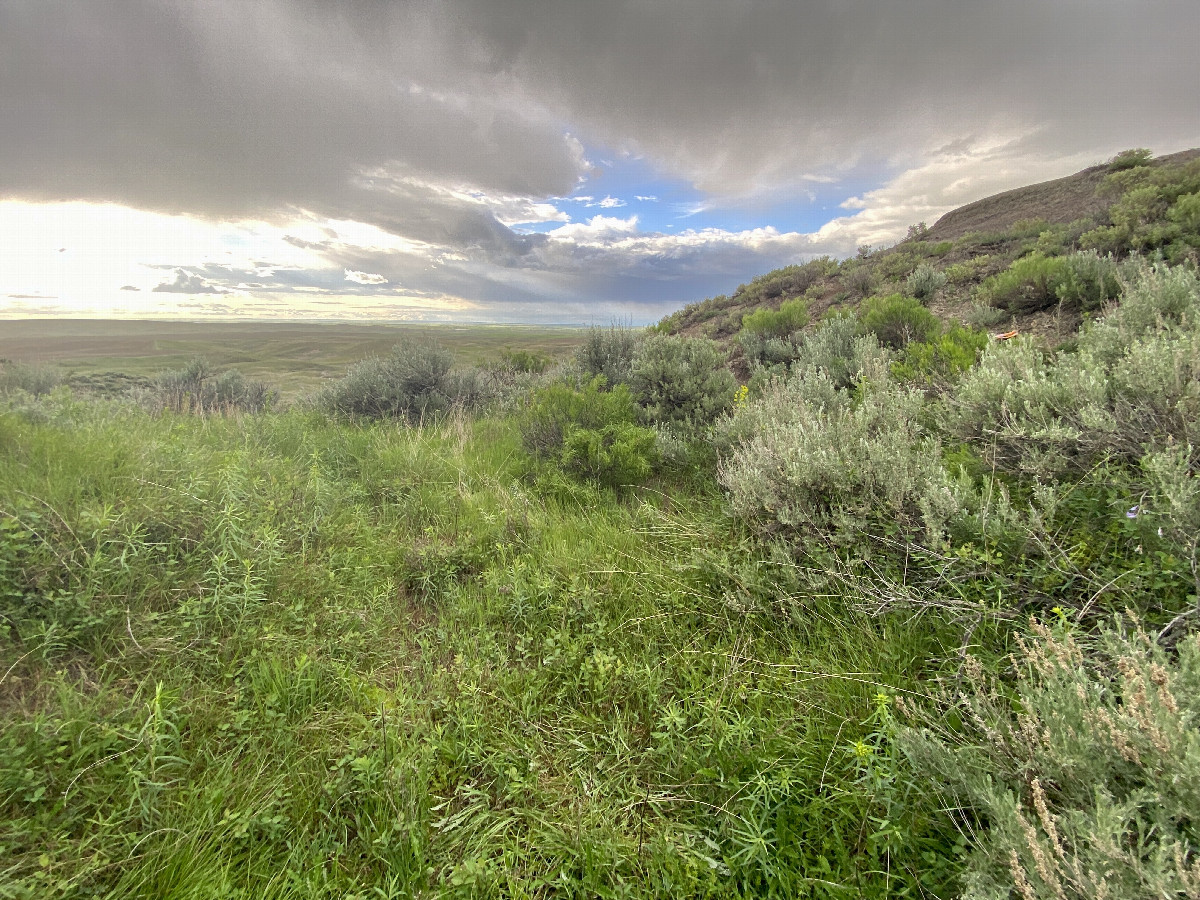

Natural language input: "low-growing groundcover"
[2,256,1200,899]
[0,402,961,898]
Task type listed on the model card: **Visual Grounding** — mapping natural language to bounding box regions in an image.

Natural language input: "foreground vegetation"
[2,151,1199,898]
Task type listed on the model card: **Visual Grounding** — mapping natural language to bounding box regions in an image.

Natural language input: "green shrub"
[629,334,736,429]
[520,376,639,459]
[901,616,1200,900]
[575,324,640,387]
[978,251,1119,314]
[859,294,941,350]
[878,250,921,281]
[318,340,452,421]
[1107,147,1154,171]
[739,296,809,338]
[560,422,657,489]
[979,253,1070,313]
[892,324,988,384]
[497,348,552,374]
[718,372,960,549]
[945,256,997,286]
[907,263,947,302]
[1167,191,1200,237]
[1054,250,1122,312]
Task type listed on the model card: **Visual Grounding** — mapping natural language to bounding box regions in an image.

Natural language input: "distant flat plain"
[0,319,586,393]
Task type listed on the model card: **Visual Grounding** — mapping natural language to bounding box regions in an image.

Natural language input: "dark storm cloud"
[0,0,581,224]
[6,0,1196,218]
[3,0,1199,318]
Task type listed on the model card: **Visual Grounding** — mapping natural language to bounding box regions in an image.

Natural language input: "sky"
[2,1,1199,324]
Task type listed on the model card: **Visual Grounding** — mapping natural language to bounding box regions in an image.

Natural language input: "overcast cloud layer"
[2,0,1198,321]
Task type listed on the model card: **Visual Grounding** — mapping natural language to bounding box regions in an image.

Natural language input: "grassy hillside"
[660,147,1200,353]
[2,150,1200,898]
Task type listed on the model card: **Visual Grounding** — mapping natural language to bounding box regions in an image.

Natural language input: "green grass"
[0,321,586,398]
[0,400,960,898]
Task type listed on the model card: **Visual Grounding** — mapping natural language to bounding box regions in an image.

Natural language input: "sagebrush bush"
[901,617,1200,900]
[907,263,947,301]
[575,324,640,387]
[951,261,1200,477]
[963,300,1011,328]
[859,294,941,349]
[0,362,62,398]
[152,358,274,414]
[718,371,960,549]
[844,263,879,299]
[629,334,736,429]
[318,339,452,421]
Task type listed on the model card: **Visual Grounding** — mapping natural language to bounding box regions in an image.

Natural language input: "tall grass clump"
[901,616,1200,900]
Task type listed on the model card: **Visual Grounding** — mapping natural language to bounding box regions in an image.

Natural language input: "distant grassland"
[0,319,586,394]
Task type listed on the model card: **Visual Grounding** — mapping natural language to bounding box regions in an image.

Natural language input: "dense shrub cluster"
[152,358,274,414]
[1081,156,1200,259]
[317,339,487,421]
[979,251,1121,314]
[0,362,62,398]
[953,261,1200,477]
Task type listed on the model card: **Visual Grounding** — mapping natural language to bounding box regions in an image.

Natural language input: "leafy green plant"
[520,376,639,458]
[560,421,657,489]
[859,294,941,350]
[738,296,809,338]
[892,324,988,384]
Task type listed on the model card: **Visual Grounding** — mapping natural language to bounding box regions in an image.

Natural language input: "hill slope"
[661,147,1200,350]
